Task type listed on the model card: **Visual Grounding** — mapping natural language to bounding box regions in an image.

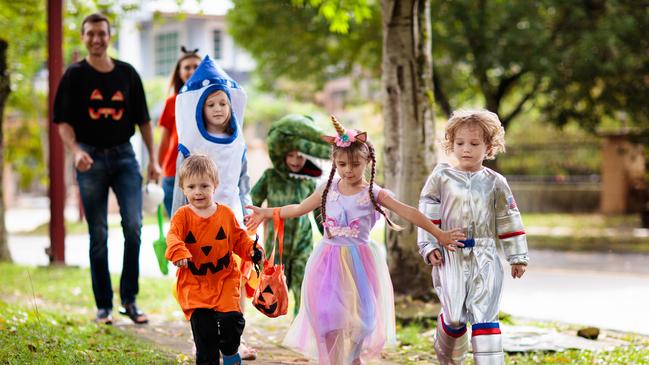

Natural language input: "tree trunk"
[0,39,12,262]
[381,0,435,299]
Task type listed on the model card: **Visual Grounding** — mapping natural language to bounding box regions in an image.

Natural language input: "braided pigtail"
[367,143,402,231]
[320,163,337,238]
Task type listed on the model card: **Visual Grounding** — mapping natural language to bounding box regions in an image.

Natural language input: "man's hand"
[147,161,162,183]
[511,264,526,278]
[427,249,443,265]
[74,150,94,172]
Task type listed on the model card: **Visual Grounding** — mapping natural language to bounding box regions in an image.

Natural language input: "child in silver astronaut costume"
[417,109,529,365]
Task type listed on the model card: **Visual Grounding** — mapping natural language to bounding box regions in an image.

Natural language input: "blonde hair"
[442,109,506,160]
[178,154,219,188]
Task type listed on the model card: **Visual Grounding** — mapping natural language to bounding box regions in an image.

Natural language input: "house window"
[213,30,222,59]
[155,32,178,76]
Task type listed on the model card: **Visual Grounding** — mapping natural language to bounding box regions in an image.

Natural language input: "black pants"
[190,309,245,365]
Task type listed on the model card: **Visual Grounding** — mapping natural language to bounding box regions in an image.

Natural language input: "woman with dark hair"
[157,47,201,216]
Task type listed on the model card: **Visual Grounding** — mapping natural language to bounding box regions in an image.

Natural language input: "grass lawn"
[392,322,649,365]
[0,303,176,364]
[523,213,649,253]
[2,262,648,364]
[522,213,642,229]
[0,263,180,364]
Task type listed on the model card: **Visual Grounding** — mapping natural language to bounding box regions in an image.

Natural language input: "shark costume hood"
[171,56,250,224]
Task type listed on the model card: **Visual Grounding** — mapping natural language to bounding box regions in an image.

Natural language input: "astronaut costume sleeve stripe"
[497,230,525,239]
[495,175,529,265]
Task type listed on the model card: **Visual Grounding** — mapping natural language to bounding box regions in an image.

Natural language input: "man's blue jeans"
[161,176,175,218]
[76,142,142,310]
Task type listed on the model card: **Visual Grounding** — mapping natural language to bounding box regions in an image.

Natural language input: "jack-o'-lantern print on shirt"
[184,226,231,276]
[87,88,125,121]
[165,204,257,318]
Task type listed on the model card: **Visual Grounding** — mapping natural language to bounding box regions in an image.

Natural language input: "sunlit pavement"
[501,250,649,336]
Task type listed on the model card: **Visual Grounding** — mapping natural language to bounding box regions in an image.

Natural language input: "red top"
[158,95,179,178]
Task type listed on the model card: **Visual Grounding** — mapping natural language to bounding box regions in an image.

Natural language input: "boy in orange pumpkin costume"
[166,154,262,365]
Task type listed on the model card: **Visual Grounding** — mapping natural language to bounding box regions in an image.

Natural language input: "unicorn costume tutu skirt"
[283,179,396,364]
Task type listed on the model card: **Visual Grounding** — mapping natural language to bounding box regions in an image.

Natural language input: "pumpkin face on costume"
[185,227,231,276]
[254,284,278,315]
[88,88,125,121]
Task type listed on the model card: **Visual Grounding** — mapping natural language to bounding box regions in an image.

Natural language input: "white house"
[117,0,255,83]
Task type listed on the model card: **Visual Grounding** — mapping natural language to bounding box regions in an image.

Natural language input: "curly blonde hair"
[441,109,506,160]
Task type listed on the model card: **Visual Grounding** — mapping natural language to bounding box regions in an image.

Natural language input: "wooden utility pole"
[48,0,66,263]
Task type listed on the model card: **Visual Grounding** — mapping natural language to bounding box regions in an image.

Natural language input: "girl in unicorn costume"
[171,55,251,224]
[245,116,464,365]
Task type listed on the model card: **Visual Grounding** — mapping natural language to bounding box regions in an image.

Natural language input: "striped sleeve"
[494,175,529,265]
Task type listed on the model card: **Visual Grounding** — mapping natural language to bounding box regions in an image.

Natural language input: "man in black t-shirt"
[53,13,161,325]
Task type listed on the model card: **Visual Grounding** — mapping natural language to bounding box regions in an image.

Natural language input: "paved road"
[501,250,649,336]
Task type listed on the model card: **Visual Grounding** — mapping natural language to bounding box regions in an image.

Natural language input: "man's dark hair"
[81,13,111,36]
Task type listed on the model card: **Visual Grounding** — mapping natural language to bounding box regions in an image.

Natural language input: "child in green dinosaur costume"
[250,114,330,315]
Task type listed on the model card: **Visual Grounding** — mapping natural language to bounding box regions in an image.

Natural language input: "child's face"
[181,174,218,210]
[203,91,231,133]
[285,150,306,173]
[452,125,490,172]
[334,152,368,185]
[179,57,200,83]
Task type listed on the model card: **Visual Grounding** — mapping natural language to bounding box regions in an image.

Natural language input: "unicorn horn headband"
[322,115,367,147]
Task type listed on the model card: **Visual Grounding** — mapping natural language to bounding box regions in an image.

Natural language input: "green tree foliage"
[228,0,648,132]
[227,0,381,95]
[431,0,649,132]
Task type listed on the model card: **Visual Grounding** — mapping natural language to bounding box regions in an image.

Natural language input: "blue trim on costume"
[177,144,190,158]
[459,238,475,248]
[441,314,467,335]
[471,322,500,330]
[241,147,247,162]
[180,55,240,94]
[194,84,239,144]
[222,352,241,365]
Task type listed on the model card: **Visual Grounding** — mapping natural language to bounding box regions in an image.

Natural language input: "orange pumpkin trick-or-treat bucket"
[252,208,289,317]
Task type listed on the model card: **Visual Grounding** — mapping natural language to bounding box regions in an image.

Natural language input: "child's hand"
[438,228,466,252]
[511,264,526,278]
[427,249,443,265]
[174,258,189,268]
[244,205,271,231]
